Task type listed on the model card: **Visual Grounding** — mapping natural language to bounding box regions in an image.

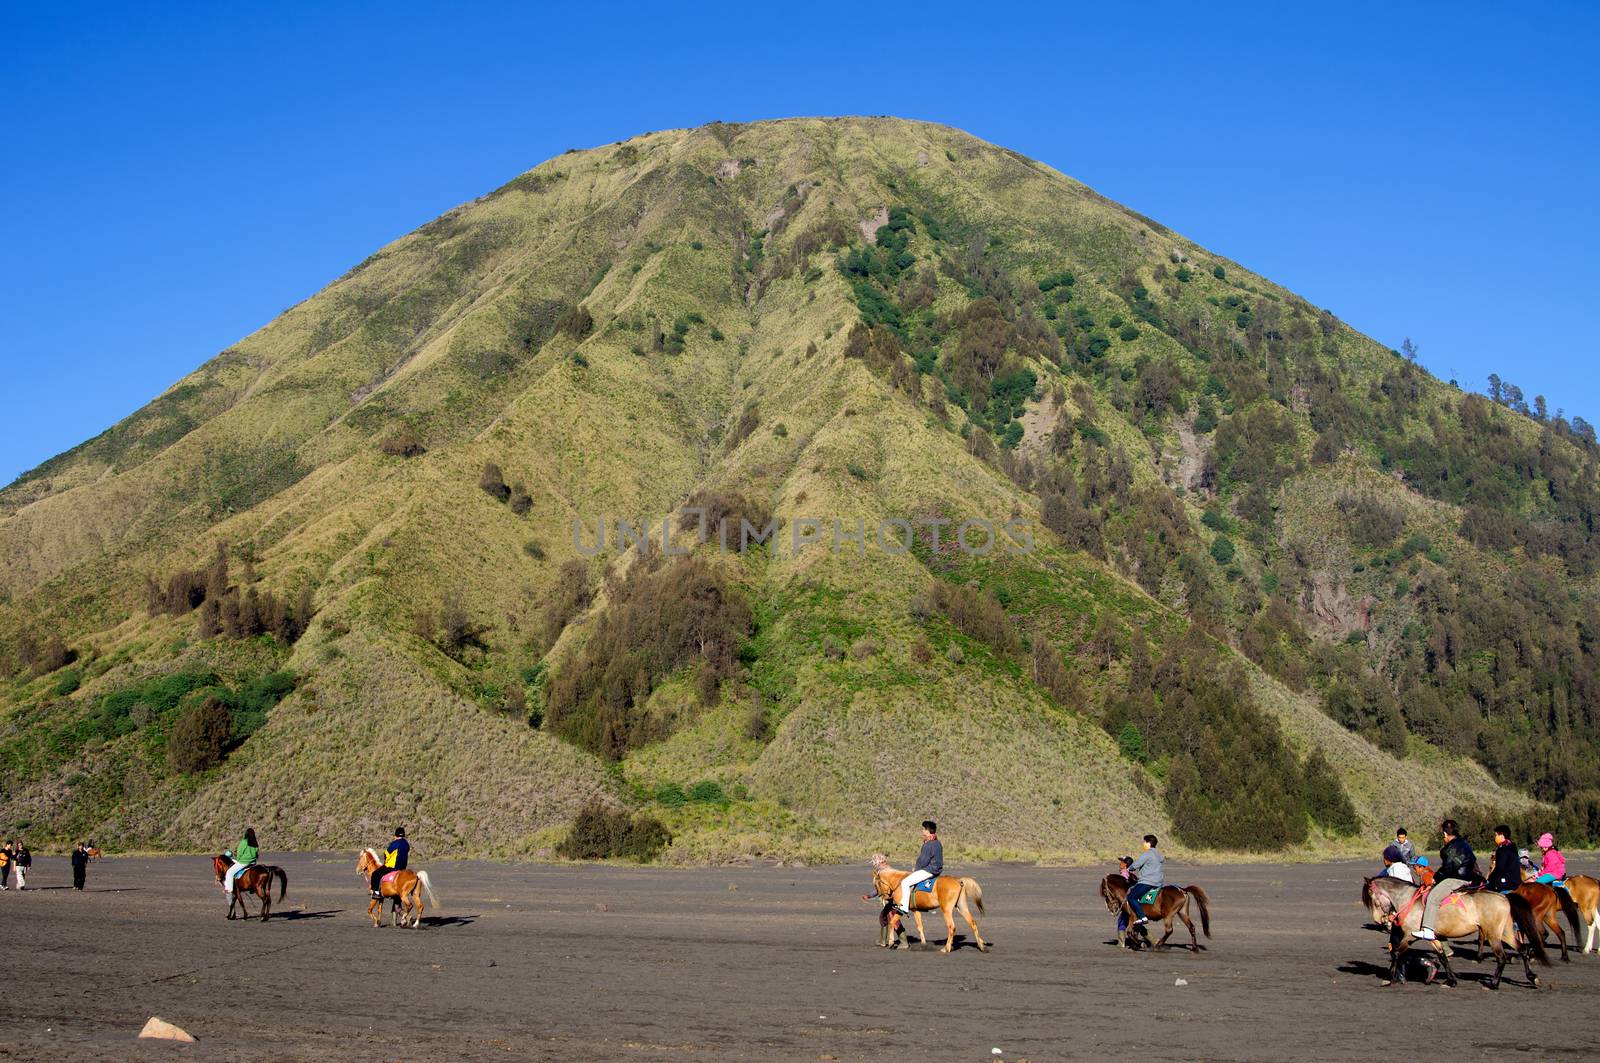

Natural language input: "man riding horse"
[1413,819,1481,942]
[370,826,410,902]
[1125,834,1163,927]
[895,821,941,916]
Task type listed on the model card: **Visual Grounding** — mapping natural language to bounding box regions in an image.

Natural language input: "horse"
[1564,875,1600,954]
[1522,868,1600,955]
[211,854,288,921]
[357,848,438,928]
[1099,874,1211,952]
[1476,881,1584,963]
[1361,876,1547,989]
[869,855,987,953]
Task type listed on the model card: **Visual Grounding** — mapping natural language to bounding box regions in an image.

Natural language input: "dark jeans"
[1127,884,1158,920]
[72,865,86,889]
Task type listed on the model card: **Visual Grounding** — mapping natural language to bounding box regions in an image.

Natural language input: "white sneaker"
[1414,928,1436,941]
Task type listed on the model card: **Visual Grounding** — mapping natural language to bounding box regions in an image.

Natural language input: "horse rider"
[371,826,410,900]
[223,828,259,896]
[1380,844,1415,883]
[895,821,942,915]
[1414,819,1481,941]
[1126,834,1164,927]
[1485,825,1521,892]
[1533,832,1566,885]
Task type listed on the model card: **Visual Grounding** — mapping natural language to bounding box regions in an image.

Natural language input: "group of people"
[0,840,97,891]
[1,839,31,889]
[1373,820,1568,941]
[216,826,410,900]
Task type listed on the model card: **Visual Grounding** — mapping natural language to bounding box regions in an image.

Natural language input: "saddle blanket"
[379,870,403,889]
[911,877,937,894]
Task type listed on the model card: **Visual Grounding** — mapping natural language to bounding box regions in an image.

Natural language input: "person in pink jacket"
[1534,831,1566,884]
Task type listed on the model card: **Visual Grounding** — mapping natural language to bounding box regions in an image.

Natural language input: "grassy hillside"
[2,116,1587,863]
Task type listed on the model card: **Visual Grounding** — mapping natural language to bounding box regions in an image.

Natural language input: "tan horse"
[1566,876,1600,954]
[1363,876,1547,989]
[869,855,987,954]
[357,848,437,928]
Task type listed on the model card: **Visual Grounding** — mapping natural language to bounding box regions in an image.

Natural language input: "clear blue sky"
[3,2,1597,485]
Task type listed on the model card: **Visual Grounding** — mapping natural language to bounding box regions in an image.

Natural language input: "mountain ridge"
[3,116,1591,862]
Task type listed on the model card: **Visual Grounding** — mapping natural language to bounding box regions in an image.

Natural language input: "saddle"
[910,876,937,895]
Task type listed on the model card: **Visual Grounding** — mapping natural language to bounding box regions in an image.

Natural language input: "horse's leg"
[912,909,927,949]
[1171,895,1199,952]
[1154,900,1175,950]
[368,895,380,928]
[939,898,957,954]
[260,881,271,922]
[1546,908,1569,962]
[957,895,987,953]
[412,882,424,928]
[1382,927,1406,986]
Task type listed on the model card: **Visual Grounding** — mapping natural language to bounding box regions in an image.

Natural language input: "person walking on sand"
[70,842,90,890]
[1393,827,1414,865]
[7,839,28,890]
[0,840,11,890]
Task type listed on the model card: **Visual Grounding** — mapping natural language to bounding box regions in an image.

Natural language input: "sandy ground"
[2,853,1598,1061]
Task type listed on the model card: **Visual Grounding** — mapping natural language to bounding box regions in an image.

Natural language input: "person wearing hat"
[1380,844,1415,883]
[1534,832,1566,885]
[371,827,410,900]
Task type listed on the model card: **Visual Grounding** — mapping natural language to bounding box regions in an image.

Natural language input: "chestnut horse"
[1480,881,1584,962]
[1099,874,1212,951]
[211,854,288,921]
[1522,869,1600,955]
[1362,875,1547,989]
[357,848,437,928]
[869,855,987,953]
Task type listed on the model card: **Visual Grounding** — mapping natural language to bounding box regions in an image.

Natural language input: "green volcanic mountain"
[3,116,1595,862]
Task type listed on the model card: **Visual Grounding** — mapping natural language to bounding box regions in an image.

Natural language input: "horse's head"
[1362,875,1405,923]
[357,848,380,875]
[1099,874,1127,914]
[212,854,229,882]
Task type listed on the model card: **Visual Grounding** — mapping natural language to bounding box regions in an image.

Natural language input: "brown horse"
[1100,874,1211,951]
[1482,881,1584,962]
[357,848,437,928]
[1362,876,1547,989]
[869,855,987,953]
[212,854,288,921]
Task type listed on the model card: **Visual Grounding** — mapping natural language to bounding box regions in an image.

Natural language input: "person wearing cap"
[1534,832,1566,885]
[371,826,410,900]
[1485,825,1521,891]
[1380,844,1415,883]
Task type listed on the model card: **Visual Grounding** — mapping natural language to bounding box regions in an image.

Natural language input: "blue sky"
[3,2,1597,485]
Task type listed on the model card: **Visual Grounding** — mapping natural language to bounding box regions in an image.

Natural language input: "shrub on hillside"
[416,590,490,659]
[380,428,426,457]
[555,800,670,862]
[545,555,752,758]
[1336,494,1404,549]
[1301,748,1360,835]
[929,581,1019,657]
[168,696,232,774]
[479,463,511,503]
[540,560,593,649]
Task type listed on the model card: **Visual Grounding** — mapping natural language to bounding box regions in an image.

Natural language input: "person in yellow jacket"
[370,826,410,900]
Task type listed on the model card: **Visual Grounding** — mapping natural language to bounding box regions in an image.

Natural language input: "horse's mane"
[362,847,382,864]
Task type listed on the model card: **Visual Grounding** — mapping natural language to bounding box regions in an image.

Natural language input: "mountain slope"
[3,116,1587,862]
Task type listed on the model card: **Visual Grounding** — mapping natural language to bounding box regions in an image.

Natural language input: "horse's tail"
[1185,885,1212,938]
[274,866,289,903]
[962,877,984,915]
[1556,884,1584,943]
[416,870,439,910]
[1508,892,1550,967]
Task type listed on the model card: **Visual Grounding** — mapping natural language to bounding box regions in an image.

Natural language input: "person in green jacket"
[222,828,259,894]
